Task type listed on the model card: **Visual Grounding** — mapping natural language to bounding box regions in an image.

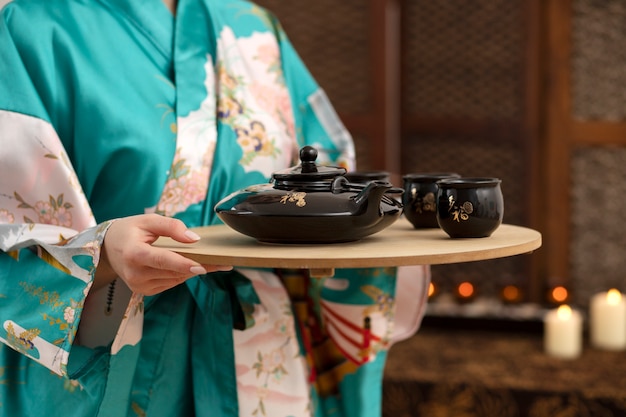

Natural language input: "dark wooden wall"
[255,0,626,307]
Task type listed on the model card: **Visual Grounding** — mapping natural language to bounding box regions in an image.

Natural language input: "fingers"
[137,213,201,244]
[101,214,234,296]
[140,246,233,280]
[123,242,235,294]
[120,245,198,287]
[204,264,234,273]
[122,260,233,296]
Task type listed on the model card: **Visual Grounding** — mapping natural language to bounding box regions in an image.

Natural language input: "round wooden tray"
[154,219,541,277]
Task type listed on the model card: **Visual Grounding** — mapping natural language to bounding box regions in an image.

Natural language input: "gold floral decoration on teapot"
[280,192,306,207]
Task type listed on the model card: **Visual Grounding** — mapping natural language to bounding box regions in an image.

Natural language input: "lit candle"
[589,289,626,351]
[544,304,583,359]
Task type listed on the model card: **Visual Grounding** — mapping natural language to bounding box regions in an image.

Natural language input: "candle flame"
[607,288,622,305]
[557,304,572,320]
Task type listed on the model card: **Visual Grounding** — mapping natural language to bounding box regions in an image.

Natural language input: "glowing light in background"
[427,283,436,298]
[551,286,569,303]
[457,281,474,299]
[501,285,521,303]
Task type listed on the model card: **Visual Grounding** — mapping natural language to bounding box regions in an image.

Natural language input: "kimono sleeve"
[0,7,111,377]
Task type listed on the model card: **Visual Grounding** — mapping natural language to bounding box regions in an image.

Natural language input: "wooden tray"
[154,219,541,277]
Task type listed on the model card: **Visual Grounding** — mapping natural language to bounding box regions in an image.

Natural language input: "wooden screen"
[400,0,541,301]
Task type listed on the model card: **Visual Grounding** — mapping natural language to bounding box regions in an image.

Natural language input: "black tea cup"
[436,177,504,238]
[402,172,461,228]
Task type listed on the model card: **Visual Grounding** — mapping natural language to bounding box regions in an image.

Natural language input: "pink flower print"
[34,200,54,223]
[0,209,14,224]
[158,171,208,216]
[252,347,289,399]
[275,91,295,138]
[267,349,286,370]
[256,43,279,65]
[55,206,73,227]
[157,178,186,216]
[64,306,76,324]
[182,170,209,207]
[249,83,295,139]
[12,192,74,226]
[249,83,275,113]
[260,348,288,382]
[273,315,295,338]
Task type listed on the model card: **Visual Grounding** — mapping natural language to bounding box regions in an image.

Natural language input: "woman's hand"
[95,213,232,295]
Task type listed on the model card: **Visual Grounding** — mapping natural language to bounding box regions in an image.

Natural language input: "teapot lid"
[272,146,347,184]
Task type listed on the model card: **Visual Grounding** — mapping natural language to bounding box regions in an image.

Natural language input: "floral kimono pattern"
[0,0,430,416]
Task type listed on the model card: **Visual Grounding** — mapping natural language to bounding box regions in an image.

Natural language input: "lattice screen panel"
[572,0,626,121]
[402,135,527,225]
[569,0,626,307]
[402,0,524,121]
[401,0,531,302]
[570,147,626,307]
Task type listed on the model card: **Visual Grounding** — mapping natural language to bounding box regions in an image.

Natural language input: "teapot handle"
[331,176,404,206]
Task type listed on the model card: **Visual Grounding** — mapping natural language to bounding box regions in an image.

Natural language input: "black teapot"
[214,146,404,243]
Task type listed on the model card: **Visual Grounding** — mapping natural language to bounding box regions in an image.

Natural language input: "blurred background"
[254,0,626,315]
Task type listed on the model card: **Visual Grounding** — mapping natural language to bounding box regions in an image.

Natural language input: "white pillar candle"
[544,304,583,359]
[590,289,626,351]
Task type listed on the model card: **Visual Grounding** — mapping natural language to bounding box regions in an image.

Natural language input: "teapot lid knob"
[271,145,346,186]
[300,146,318,173]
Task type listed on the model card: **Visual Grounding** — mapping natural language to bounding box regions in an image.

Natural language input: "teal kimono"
[0,0,430,416]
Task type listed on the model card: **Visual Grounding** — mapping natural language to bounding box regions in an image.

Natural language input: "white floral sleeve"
[0,111,140,376]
